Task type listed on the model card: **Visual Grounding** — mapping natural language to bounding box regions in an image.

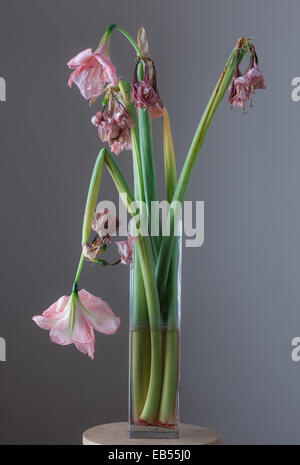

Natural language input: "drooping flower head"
[116,234,137,265]
[228,43,266,111]
[67,34,119,100]
[33,290,120,359]
[82,237,105,261]
[83,208,120,263]
[130,59,164,119]
[130,27,163,119]
[92,97,134,155]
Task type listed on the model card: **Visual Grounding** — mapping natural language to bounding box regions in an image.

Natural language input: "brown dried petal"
[137,26,150,58]
[82,239,103,260]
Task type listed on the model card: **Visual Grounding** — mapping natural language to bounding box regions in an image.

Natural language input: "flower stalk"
[155,39,248,302]
[158,108,180,425]
[119,80,151,420]
[136,62,161,260]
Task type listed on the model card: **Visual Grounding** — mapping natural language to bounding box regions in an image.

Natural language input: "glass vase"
[129,234,182,439]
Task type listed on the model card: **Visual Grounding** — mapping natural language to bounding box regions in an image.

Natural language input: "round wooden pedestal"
[82,422,221,445]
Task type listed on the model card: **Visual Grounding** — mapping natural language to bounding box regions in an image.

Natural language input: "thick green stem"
[135,238,162,423]
[120,63,163,420]
[158,108,180,425]
[104,148,163,422]
[138,108,160,260]
[119,81,152,420]
[137,63,160,261]
[156,42,246,301]
[131,329,151,423]
[158,330,179,426]
[163,108,177,204]
[158,243,180,425]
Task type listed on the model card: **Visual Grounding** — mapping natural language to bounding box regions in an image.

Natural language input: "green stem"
[119,81,151,420]
[114,25,143,58]
[95,24,116,52]
[103,149,163,422]
[137,63,160,261]
[158,42,246,422]
[158,108,180,425]
[156,41,247,301]
[103,149,160,328]
[72,253,85,293]
[118,81,145,202]
[96,24,142,58]
[158,243,180,425]
[163,108,177,204]
[131,329,151,423]
[158,330,179,426]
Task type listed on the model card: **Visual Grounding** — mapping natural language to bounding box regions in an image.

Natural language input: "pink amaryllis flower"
[33,290,120,359]
[116,235,137,265]
[229,60,266,111]
[92,101,134,155]
[130,58,164,119]
[67,36,119,100]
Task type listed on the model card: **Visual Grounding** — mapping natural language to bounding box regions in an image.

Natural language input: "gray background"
[0,0,299,445]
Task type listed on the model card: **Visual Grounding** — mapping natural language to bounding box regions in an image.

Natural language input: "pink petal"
[116,235,137,265]
[75,341,95,359]
[247,63,266,89]
[94,53,119,86]
[72,66,104,100]
[79,289,120,335]
[50,301,93,346]
[110,141,122,155]
[68,65,86,88]
[92,209,119,238]
[32,295,69,330]
[67,48,93,68]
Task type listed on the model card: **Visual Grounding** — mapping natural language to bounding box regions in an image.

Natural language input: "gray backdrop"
[0,0,299,445]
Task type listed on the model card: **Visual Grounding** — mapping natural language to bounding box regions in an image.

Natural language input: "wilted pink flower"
[229,60,266,110]
[92,101,134,155]
[92,208,120,240]
[116,234,137,265]
[67,37,119,100]
[130,59,164,119]
[245,62,266,90]
[82,238,104,260]
[33,289,120,359]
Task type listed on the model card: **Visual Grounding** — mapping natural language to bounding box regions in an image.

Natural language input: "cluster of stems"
[73,27,252,427]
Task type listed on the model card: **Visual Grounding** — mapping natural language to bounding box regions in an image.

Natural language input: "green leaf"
[81,149,105,245]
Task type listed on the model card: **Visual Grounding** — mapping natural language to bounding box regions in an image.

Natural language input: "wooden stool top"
[83,422,221,445]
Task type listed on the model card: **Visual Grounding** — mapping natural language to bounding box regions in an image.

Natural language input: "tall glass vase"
[129,234,182,439]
